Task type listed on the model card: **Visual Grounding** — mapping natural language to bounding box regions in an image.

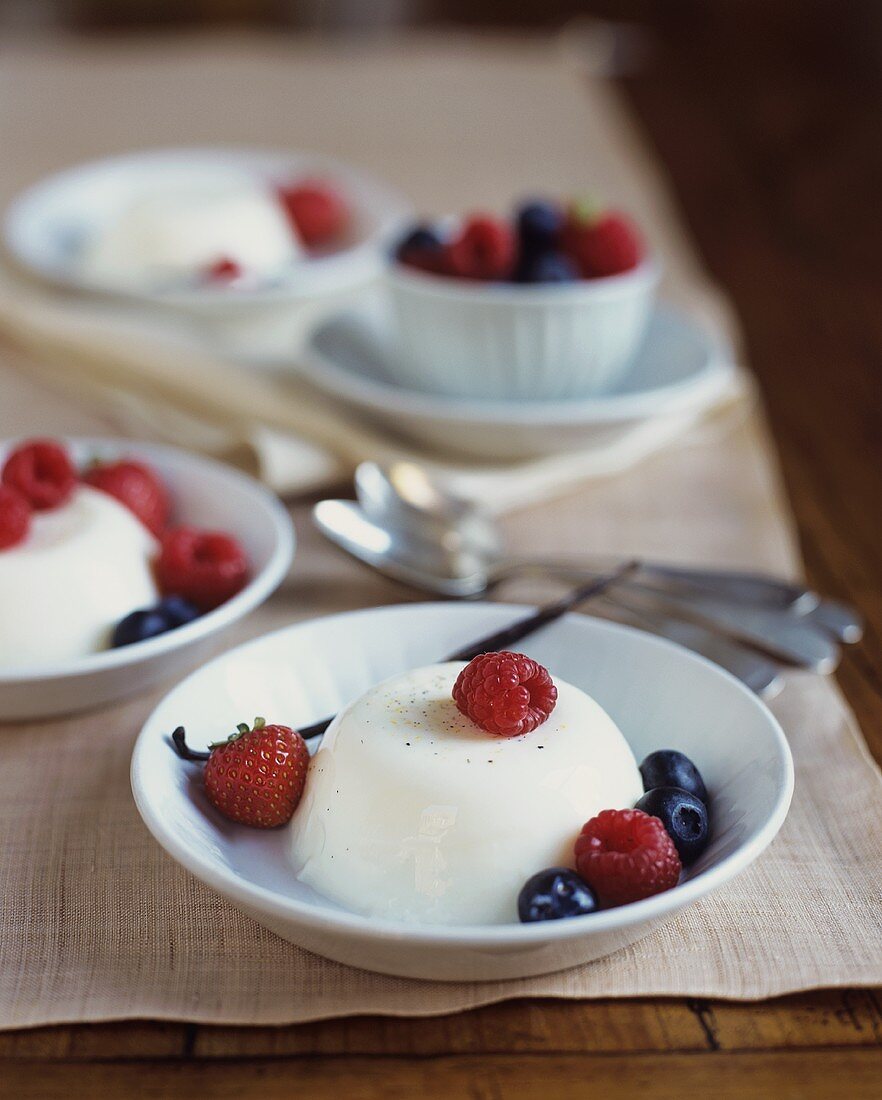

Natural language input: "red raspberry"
[446,214,516,280]
[2,438,76,511]
[574,808,682,907]
[0,485,31,550]
[202,719,310,828]
[84,459,170,537]
[278,180,349,247]
[453,651,558,737]
[204,256,243,282]
[564,207,642,278]
[156,526,249,611]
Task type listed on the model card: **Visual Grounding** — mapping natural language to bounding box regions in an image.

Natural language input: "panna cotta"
[80,182,303,287]
[0,485,159,666]
[289,662,643,925]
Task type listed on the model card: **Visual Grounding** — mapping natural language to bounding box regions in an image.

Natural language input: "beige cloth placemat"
[1,34,880,1029]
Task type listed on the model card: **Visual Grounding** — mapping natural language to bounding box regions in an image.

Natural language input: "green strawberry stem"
[207,716,266,751]
[170,726,210,762]
[170,718,269,762]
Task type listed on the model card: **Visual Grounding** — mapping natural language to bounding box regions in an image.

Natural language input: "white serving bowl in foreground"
[0,438,294,720]
[131,602,792,982]
[385,255,659,400]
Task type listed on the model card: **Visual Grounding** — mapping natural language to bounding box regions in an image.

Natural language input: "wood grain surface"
[3,5,882,1096]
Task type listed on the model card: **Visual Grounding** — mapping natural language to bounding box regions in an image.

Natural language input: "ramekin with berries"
[386,198,659,400]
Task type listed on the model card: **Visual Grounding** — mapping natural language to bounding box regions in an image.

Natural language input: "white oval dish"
[291,301,735,460]
[3,147,409,311]
[131,602,793,982]
[0,438,294,720]
[386,255,659,399]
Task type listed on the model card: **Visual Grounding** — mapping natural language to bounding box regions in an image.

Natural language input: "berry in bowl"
[133,603,792,981]
[386,198,659,400]
[4,147,409,312]
[0,437,293,720]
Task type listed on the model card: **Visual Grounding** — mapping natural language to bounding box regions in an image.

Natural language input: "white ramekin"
[385,256,660,400]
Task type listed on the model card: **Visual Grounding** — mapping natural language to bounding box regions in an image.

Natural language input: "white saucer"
[131,602,792,982]
[0,438,294,720]
[289,300,736,460]
[3,147,409,311]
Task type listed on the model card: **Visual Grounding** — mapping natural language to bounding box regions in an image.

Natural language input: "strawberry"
[84,459,170,537]
[277,180,349,247]
[172,719,309,829]
[563,202,643,278]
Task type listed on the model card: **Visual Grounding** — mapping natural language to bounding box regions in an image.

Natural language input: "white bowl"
[131,602,793,982]
[4,147,409,312]
[0,438,294,720]
[293,300,735,461]
[385,256,659,399]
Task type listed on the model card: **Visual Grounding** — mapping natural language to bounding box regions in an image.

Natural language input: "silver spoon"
[313,499,836,671]
[354,461,862,643]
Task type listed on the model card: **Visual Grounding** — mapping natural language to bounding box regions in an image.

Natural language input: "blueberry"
[639,749,708,804]
[111,597,200,648]
[395,223,443,261]
[157,595,200,628]
[518,867,598,923]
[516,252,579,284]
[111,607,174,648]
[635,787,710,864]
[516,200,564,254]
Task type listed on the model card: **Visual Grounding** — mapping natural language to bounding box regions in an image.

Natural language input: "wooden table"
[3,10,882,1097]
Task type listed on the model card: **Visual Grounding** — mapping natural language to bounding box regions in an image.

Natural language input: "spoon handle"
[298,560,639,743]
[446,560,639,661]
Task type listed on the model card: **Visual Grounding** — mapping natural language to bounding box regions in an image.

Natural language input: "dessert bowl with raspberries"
[385,198,660,401]
[132,601,793,982]
[4,147,408,311]
[0,437,293,720]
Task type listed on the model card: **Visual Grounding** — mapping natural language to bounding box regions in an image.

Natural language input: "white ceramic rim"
[131,604,794,950]
[3,146,410,307]
[0,437,295,684]
[386,253,660,304]
[298,303,736,426]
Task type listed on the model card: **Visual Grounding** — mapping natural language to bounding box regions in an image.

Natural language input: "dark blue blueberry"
[516,251,579,284]
[157,595,200,628]
[111,607,174,648]
[518,867,598,923]
[635,787,710,864]
[516,200,564,254]
[639,749,708,804]
[395,223,444,261]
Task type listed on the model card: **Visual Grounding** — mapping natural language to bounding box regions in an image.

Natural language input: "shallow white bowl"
[385,256,659,400]
[293,300,735,460]
[131,602,793,982]
[0,438,294,720]
[4,147,409,312]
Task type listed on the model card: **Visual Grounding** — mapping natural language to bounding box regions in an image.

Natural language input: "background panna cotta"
[288,662,643,926]
[0,485,159,667]
[79,182,302,287]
